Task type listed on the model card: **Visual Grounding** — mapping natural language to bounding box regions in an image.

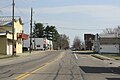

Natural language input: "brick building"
[84,34,95,50]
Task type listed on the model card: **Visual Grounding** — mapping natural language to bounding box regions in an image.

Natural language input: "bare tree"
[102,26,120,35]
[53,34,69,50]
[73,36,81,50]
[102,28,114,34]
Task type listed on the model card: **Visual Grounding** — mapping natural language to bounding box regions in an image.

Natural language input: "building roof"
[99,33,120,38]
[96,33,120,44]
[0,16,23,26]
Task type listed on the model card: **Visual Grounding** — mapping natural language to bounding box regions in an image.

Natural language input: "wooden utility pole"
[119,43,120,56]
[12,0,15,56]
[34,21,36,51]
[29,8,33,53]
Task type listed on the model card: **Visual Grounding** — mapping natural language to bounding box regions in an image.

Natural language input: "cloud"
[33,5,120,19]
[2,5,120,20]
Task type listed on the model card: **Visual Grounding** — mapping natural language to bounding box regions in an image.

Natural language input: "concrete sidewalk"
[0,51,49,66]
[17,51,44,57]
[0,51,45,60]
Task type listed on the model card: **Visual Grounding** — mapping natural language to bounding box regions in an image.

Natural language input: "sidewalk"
[17,51,42,57]
[0,54,12,59]
[0,51,45,60]
[0,51,47,66]
[91,54,120,67]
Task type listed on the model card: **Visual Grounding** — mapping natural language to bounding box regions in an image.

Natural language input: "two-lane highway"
[18,50,81,80]
[0,51,64,80]
[75,52,120,80]
[0,50,120,80]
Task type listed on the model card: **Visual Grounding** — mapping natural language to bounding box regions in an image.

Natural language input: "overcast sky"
[1,0,120,45]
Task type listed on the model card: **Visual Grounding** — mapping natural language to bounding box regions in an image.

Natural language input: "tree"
[53,34,69,50]
[102,26,120,34]
[73,36,81,50]
[102,28,114,34]
[33,23,70,50]
[33,23,59,40]
[44,25,59,41]
[60,34,69,49]
[33,23,45,38]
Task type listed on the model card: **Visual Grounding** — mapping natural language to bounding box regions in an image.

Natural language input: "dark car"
[23,47,28,51]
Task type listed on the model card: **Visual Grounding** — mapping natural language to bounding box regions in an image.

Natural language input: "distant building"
[84,34,95,50]
[93,33,120,53]
[23,38,53,51]
[0,16,28,55]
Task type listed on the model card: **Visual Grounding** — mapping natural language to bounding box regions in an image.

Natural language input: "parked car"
[23,47,28,51]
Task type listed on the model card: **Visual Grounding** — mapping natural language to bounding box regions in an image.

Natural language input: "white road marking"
[74,53,78,59]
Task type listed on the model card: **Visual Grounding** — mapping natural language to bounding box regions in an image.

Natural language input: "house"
[0,16,28,55]
[93,33,120,54]
[84,34,95,50]
[0,31,12,55]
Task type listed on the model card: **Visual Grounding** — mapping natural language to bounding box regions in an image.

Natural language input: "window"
[37,45,40,47]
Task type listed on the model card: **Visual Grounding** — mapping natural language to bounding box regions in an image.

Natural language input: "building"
[93,33,120,54]
[0,16,28,55]
[23,38,53,51]
[84,34,95,50]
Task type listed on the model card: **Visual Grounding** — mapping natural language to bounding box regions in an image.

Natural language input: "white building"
[23,38,53,50]
[93,33,120,54]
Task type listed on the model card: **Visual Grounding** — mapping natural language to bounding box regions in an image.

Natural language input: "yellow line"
[17,73,31,80]
[15,72,29,79]
[31,64,46,73]
[15,53,65,80]
[15,64,48,80]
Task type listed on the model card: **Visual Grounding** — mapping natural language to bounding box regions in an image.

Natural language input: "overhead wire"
[0,4,12,15]
[0,4,12,10]
[15,6,27,18]
[57,26,104,31]
[0,1,109,32]
[14,6,30,24]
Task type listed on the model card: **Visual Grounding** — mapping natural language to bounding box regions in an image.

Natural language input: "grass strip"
[91,54,110,60]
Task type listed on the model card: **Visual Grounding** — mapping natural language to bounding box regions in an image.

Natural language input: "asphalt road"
[75,52,120,80]
[0,50,120,80]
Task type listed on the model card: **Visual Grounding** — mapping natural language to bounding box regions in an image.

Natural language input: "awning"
[17,33,29,40]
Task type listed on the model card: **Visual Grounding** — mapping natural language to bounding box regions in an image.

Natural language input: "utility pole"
[34,21,36,51]
[119,43,120,56]
[12,0,15,56]
[29,8,33,53]
[117,26,120,56]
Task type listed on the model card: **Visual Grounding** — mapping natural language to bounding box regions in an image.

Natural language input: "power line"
[0,4,12,9]
[0,4,12,15]
[57,26,104,31]
[14,6,28,19]
[24,21,29,24]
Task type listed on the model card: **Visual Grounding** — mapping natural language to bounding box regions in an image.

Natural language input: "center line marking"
[15,53,65,80]
[15,64,47,80]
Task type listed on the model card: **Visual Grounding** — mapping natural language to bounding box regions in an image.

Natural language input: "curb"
[91,54,112,60]
[0,51,38,59]
[0,55,19,59]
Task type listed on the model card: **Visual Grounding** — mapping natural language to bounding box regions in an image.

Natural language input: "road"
[0,50,120,80]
